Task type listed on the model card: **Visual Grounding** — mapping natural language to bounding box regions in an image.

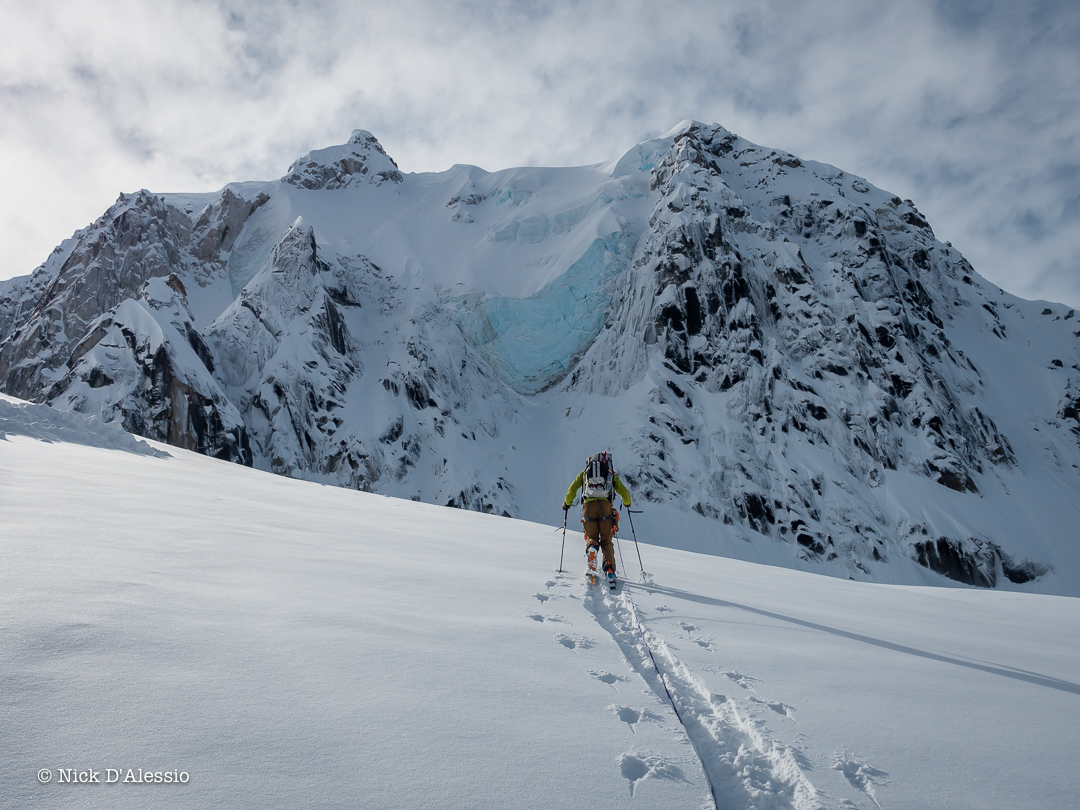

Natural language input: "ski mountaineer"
[562,451,631,587]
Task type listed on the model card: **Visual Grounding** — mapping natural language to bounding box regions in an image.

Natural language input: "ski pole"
[615,522,627,575]
[626,509,645,576]
[558,508,568,572]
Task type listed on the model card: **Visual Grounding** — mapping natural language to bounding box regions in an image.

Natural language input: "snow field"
[2,399,1080,808]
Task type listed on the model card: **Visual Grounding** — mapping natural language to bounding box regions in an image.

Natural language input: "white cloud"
[2,0,1078,308]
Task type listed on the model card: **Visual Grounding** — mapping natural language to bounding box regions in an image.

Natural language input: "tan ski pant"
[582,499,617,573]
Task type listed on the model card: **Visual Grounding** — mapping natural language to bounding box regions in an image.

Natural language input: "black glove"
[562,502,571,512]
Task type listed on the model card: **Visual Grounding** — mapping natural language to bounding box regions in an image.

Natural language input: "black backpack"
[583,451,614,500]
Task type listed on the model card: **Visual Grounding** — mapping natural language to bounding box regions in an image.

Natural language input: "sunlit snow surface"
[3,396,1079,810]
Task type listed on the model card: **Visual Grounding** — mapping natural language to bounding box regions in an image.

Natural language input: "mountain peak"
[655,119,737,143]
[283,130,403,191]
[661,118,709,139]
[348,129,378,145]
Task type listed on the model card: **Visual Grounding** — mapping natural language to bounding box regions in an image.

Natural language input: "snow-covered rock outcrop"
[283,129,404,190]
[49,276,249,462]
[2,123,1079,593]
[574,123,1055,587]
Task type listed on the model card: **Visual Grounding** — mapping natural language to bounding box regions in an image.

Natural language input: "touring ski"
[586,545,599,587]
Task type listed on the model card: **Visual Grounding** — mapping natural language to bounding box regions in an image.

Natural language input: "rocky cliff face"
[3,122,1078,592]
[574,124,1050,586]
[0,188,263,463]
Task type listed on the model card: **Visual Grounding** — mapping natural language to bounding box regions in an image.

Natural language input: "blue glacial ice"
[612,139,667,178]
[448,230,633,395]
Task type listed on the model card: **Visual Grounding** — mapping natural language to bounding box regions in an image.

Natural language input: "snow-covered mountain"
[3,396,1079,810]
[3,122,1079,593]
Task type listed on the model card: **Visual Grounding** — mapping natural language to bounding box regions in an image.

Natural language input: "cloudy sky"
[2,0,1078,308]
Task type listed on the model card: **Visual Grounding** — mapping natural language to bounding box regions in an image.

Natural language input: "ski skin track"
[584,581,822,810]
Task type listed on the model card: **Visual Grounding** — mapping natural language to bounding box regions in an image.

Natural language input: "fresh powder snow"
[3,395,1078,809]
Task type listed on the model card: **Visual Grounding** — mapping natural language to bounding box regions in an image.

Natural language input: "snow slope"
[3,397,1078,809]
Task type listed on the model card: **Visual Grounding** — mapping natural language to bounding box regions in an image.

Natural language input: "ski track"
[536,572,891,809]
[582,581,823,810]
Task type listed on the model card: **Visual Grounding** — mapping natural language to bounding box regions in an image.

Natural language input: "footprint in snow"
[833,754,889,810]
[527,613,567,624]
[589,669,628,690]
[676,622,715,649]
[748,695,798,721]
[534,593,551,603]
[555,633,595,652]
[654,605,674,613]
[767,701,797,720]
[547,574,575,590]
[617,752,690,796]
[722,670,759,689]
[609,705,664,734]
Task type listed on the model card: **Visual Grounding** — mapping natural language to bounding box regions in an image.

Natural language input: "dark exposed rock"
[1061,393,1080,433]
[380,416,404,444]
[738,492,775,534]
[87,367,113,388]
[684,287,703,335]
[991,543,1051,584]
[797,533,826,555]
[405,376,438,410]
[659,303,684,332]
[913,537,995,587]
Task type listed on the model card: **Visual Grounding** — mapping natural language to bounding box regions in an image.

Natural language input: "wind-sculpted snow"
[610,137,668,178]
[2,122,1079,593]
[0,393,167,456]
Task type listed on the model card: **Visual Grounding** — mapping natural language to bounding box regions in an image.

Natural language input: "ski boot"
[604,562,616,590]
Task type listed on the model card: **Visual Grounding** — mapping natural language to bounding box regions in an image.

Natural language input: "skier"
[562,451,631,586]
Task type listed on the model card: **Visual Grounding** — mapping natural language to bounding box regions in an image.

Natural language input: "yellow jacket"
[564,470,631,508]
